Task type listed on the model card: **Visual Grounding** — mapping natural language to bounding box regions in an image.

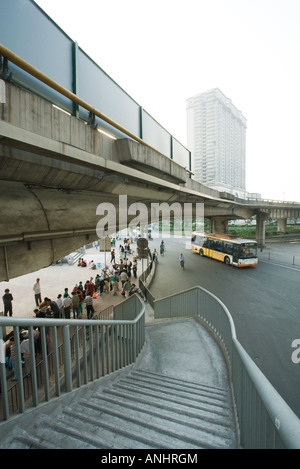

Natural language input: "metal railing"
[0,294,145,422]
[154,286,300,449]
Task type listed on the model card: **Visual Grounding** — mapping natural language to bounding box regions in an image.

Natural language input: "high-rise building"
[186,88,247,198]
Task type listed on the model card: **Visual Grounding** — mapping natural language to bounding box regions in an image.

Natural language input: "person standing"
[110,249,115,263]
[20,336,31,376]
[84,292,94,319]
[62,295,72,319]
[33,278,41,307]
[2,289,13,316]
[55,294,63,318]
[120,270,128,287]
[71,291,80,319]
[9,336,17,381]
[85,279,95,296]
[132,261,137,279]
[77,288,83,317]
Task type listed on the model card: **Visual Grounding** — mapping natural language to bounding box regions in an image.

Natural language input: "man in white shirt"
[33,278,41,306]
[120,270,128,286]
[62,295,72,319]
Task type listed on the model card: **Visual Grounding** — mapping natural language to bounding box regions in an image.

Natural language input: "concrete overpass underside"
[1,82,299,280]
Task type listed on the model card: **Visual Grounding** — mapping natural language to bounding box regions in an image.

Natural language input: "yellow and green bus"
[191,232,258,267]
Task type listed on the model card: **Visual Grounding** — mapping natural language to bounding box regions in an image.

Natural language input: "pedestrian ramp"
[0,318,238,449]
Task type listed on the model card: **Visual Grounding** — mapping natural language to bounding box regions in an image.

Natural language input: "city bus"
[191,232,258,267]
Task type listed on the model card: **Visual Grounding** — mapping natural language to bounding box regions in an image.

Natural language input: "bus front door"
[233,246,239,263]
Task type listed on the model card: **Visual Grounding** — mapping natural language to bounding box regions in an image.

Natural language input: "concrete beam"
[115,139,187,184]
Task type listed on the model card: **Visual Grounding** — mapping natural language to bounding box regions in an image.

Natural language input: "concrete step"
[0,368,237,449]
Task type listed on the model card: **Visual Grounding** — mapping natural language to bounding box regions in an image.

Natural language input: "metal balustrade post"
[62,325,72,393]
[52,326,60,396]
[28,326,38,406]
[132,323,137,362]
[40,326,50,401]
[74,326,81,387]
[0,327,9,420]
[89,324,94,382]
[13,326,25,413]
[82,326,88,384]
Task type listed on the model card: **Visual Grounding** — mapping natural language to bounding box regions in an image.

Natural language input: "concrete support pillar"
[277,218,287,234]
[256,212,269,248]
[210,218,228,234]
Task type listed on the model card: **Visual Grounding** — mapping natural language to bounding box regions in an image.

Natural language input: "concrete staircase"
[0,367,237,449]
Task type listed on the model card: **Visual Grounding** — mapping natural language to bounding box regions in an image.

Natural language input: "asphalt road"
[148,236,300,419]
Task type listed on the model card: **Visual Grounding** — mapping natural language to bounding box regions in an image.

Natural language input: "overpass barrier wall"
[1,0,190,170]
[0,294,145,422]
[154,286,300,449]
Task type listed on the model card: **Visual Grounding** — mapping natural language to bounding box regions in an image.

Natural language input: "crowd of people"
[2,240,145,323]
[1,238,152,383]
[0,237,168,390]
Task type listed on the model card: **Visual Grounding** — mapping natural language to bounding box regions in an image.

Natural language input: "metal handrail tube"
[232,339,300,449]
[153,286,300,449]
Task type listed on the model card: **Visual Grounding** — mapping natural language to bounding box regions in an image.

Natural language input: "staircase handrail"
[153,286,300,449]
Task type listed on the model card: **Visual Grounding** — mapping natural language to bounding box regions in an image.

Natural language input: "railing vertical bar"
[0,326,9,420]
[28,326,38,407]
[95,325,100,379]
[125,324,129,366]
[82,326,88,384]
[114,324,118,371]
[52,326,60,396]
[13,326,25,413]
[111,325,115,373]
[132,323,137,363]
[119,324,124,368]
[40,326,50,401]
[62,325,72,393]
[74,326,81,387]
[106,325,110,374]
[101,325,105,377]
[89,324,94,382]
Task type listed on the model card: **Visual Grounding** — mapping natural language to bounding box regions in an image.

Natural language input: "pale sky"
[34,0,300,202]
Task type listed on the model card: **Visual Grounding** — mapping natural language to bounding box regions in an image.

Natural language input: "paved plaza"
[0,243,147,320]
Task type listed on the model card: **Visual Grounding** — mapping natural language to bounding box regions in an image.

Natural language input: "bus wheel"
[199,249,204,256]
[224,256,230,265]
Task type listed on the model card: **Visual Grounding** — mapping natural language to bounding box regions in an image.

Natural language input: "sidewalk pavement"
[0,243,153,325]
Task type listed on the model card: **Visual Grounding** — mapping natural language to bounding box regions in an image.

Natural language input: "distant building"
[187,88,247,198]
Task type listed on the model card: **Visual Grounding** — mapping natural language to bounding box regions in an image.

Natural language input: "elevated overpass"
[1,78,299,281]
[0,1,299,280]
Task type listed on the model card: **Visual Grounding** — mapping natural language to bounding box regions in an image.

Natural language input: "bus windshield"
[239,243,257,259]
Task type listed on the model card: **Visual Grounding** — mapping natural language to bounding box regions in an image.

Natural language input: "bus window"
[240,244,257,259]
